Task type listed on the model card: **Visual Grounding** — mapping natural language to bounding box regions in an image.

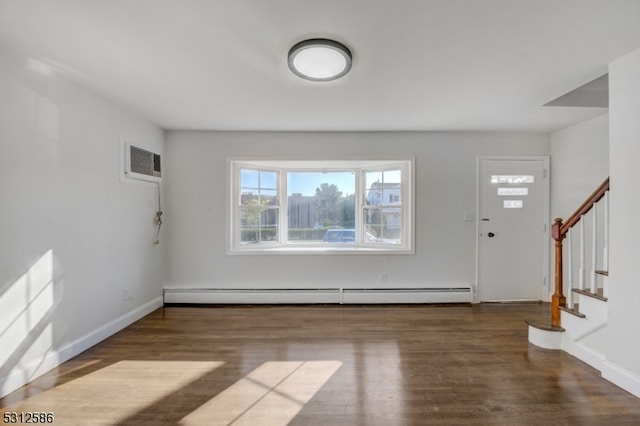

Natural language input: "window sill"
[227,245,414,255]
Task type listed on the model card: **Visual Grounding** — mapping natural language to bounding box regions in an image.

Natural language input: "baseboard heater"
[163,287,472,305]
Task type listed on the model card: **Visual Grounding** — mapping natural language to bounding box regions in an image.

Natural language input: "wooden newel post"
[551,217,566,327]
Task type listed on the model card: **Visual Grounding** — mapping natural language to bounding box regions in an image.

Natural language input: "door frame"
[475,155,551,303]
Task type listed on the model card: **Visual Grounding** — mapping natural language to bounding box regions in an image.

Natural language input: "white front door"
[478,158,548,301]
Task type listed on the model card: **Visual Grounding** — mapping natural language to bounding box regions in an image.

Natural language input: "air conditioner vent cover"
[125,143,161,182]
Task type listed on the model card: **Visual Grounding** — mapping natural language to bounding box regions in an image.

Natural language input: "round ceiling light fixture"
[288,38,352,81]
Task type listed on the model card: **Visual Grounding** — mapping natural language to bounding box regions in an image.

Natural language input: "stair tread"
[559,305,586,318]
[572,288,608,302]
[525,318,564,332]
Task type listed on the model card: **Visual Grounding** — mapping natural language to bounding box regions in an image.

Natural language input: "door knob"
[487,232,495,238]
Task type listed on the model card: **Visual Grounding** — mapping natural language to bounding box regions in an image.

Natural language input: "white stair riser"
[561,296,607,340]
[528,327,562,350]
[561,292,608,372]
[576,294,608,322]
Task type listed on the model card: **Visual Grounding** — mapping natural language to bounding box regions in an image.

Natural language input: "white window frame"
[228,159,414,254]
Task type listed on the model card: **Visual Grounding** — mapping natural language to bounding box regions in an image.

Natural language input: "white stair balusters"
[603,191,609,272]
[550,178,609,328]
[579,217,586,291]
[590,207,598,294]
[567,227,573,309]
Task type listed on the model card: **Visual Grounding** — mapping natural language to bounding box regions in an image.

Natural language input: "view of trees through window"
[287,171,355,243]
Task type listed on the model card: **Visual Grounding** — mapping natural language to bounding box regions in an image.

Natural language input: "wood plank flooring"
[2,303,640,425]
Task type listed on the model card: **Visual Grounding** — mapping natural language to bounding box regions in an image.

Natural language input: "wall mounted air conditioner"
[124,142,162,183]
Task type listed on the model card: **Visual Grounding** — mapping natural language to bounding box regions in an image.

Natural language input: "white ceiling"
[1,0,639,133]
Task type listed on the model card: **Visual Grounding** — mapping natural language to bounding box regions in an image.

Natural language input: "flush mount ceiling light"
[288,38,352,81]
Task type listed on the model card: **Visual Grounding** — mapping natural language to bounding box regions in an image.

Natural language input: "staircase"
[528,178,610,371]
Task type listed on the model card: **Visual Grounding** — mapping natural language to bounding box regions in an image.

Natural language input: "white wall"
[550,114,609,220]
[604,48,640,397]
[0,43,165,398]
[165,131,549,296]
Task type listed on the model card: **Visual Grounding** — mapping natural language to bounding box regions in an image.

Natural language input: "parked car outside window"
[323,229,355,243]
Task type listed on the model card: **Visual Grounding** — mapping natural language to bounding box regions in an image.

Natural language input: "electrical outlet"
[381,273,388,283]
[123,289,131,301]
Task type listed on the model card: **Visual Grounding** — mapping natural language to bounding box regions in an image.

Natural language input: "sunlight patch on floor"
[1,361,224,425]
[180,360,342,426]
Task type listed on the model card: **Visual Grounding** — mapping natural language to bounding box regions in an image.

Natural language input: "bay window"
[228,159,414,254]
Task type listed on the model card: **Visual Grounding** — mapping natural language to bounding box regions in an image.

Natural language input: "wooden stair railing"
[551,177,610,327]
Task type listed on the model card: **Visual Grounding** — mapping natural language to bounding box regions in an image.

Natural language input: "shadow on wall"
[0,249,64,397]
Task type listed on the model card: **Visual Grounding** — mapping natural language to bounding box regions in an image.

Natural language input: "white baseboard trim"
[569,341,606,372]
[602,360,640,399]
[0,296,163,399]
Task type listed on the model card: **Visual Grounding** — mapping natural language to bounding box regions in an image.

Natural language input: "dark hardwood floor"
[2,303,640,425]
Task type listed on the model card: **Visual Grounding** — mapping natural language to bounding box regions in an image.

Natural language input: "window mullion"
[232,163,240,251]
[279,169,287,246]
[402,162,411,246]
[355,169,364,245]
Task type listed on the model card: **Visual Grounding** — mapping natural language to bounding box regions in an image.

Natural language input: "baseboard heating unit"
[163,287,473,305]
